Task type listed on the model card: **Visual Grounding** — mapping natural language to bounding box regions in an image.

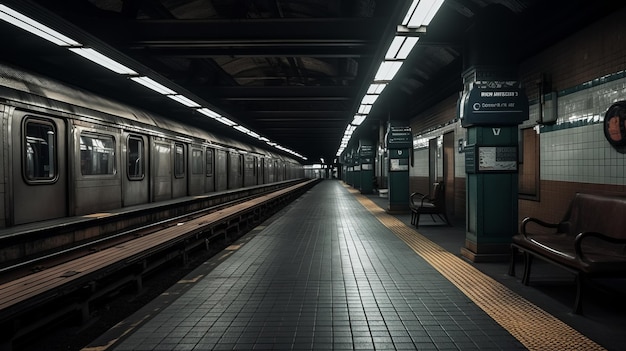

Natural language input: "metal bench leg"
[522,253,533,285]
[574,273,584,315]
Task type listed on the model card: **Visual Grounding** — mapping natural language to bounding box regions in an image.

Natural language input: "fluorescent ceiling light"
[374,61,403,81]
[358,104,372,114]
[167,94,201,107]
[402,0,445,28]
[367,83,387,95]
[215,117,237,126]
[69,48,137,75]
[386,36,419,60]
[247,130,260,138]
[233,125,251,134]
[130,76,176,95]
[197,107,221,119]
[361,94,379,105]
[258,136,269,142]
[352,115,367,126]
[0,5,81,47]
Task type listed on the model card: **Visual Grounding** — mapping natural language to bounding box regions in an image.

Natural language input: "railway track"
[0,179,319,351]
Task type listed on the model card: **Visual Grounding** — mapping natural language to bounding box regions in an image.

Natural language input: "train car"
[0,63,303,228]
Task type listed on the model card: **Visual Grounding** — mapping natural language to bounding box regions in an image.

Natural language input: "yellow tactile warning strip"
[347,187,606,351]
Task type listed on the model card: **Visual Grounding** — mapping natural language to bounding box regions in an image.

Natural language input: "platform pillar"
[386,123,411,213]
[358,139,374,194]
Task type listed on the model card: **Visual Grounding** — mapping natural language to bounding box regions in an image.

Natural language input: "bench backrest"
[563,193,626,239]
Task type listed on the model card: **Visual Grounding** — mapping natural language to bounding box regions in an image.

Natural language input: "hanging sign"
[459,80,529,127]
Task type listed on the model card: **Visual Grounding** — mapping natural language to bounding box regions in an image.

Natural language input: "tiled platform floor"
[87,180,626,351]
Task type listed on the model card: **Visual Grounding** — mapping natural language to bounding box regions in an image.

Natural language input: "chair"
[409,181,450,228]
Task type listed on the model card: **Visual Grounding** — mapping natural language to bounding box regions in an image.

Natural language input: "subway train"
[0,63,304,229]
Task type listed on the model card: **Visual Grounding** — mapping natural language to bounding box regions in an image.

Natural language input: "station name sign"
[459,80,529,127]
[387,126,412,149]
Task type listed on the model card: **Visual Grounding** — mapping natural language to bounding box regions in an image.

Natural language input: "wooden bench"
[509,193,626,314]
[409,181,450,228]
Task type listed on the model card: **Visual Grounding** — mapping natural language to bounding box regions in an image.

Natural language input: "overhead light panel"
[352,115,367,126]
[367,83,387,95]
[215,117,237,126]
[0,5,81,47]
[130,76,177,95]
[69,48,137,75]
[374,61,403,82]
[402,0,445,28]
[361,94,379,105]
[167,94,201,108]
[358,104,372,114]
[197,108,221,119]
[386,36,419,60]
[233,125,251,134]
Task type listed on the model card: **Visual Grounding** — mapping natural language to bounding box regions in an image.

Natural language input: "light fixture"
[374,61,403,81]
[352,115,367,126]
[167,94,201,108]
[402,0,445,28]
[0,4,81,47]
[197,107,222,119]
[386,36,419,60]
[358,104,373,114]
[130,76,177,95]
[69,48,137,75]
[367,83,387,95]
[233,125,251,134]
[214,117,237,126]
[361,94,379,105]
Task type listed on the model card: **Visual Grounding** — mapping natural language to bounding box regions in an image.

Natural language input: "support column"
[386,122,411,213]
[358,139,374,194]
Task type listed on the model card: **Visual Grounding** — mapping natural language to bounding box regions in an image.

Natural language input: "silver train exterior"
[0,63,304,228]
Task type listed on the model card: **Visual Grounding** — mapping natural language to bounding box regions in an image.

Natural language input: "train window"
[192,149,203,175]
[127,136,144,180]
[174,143,185,178]
[80,133,115,175]
[24,119,57,182]
[206,148,214,176]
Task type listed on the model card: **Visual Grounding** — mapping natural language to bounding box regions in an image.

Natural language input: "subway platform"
[85,180,626,351]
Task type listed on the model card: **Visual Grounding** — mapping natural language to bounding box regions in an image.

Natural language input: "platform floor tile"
[110,181,528,350]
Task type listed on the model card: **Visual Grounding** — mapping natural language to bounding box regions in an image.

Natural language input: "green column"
[462,126,519,261]
[386,124,411,213]
[358,140,374,194]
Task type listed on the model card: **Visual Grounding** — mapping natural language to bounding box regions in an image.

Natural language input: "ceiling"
[1,0,624,164]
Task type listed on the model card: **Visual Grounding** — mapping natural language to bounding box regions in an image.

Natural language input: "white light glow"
[197,107,222,119]
[233,125,251,134]
[352,115,367,126]
[361,94,379,105]
[367,83,387,95]
[214,117,237,126]
[402,0,445,28]
[130,76,177,95]
[0,5,81,46]
[386,36,419,60]
[167,94,201,107]
[358,104,372,114]
[374,61,403,81]
[69,48,137,75]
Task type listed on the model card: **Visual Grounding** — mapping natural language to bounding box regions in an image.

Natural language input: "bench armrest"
[574,231,626,262]
[410,192,431,207]
[520,217,560,238]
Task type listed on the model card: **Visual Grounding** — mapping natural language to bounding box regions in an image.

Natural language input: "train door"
[122,133,149,206]
[172,142,187,197]
[188,145,204,196]
[205,147,215,193]
[11,112,68,225]
[152,138,172,201]
[227,151,243,189]
[260,157,267,184]
[443,132,455,218]
[215,149,227,191]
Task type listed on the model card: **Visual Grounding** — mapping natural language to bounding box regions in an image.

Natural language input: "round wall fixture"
[603,101,626,148]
